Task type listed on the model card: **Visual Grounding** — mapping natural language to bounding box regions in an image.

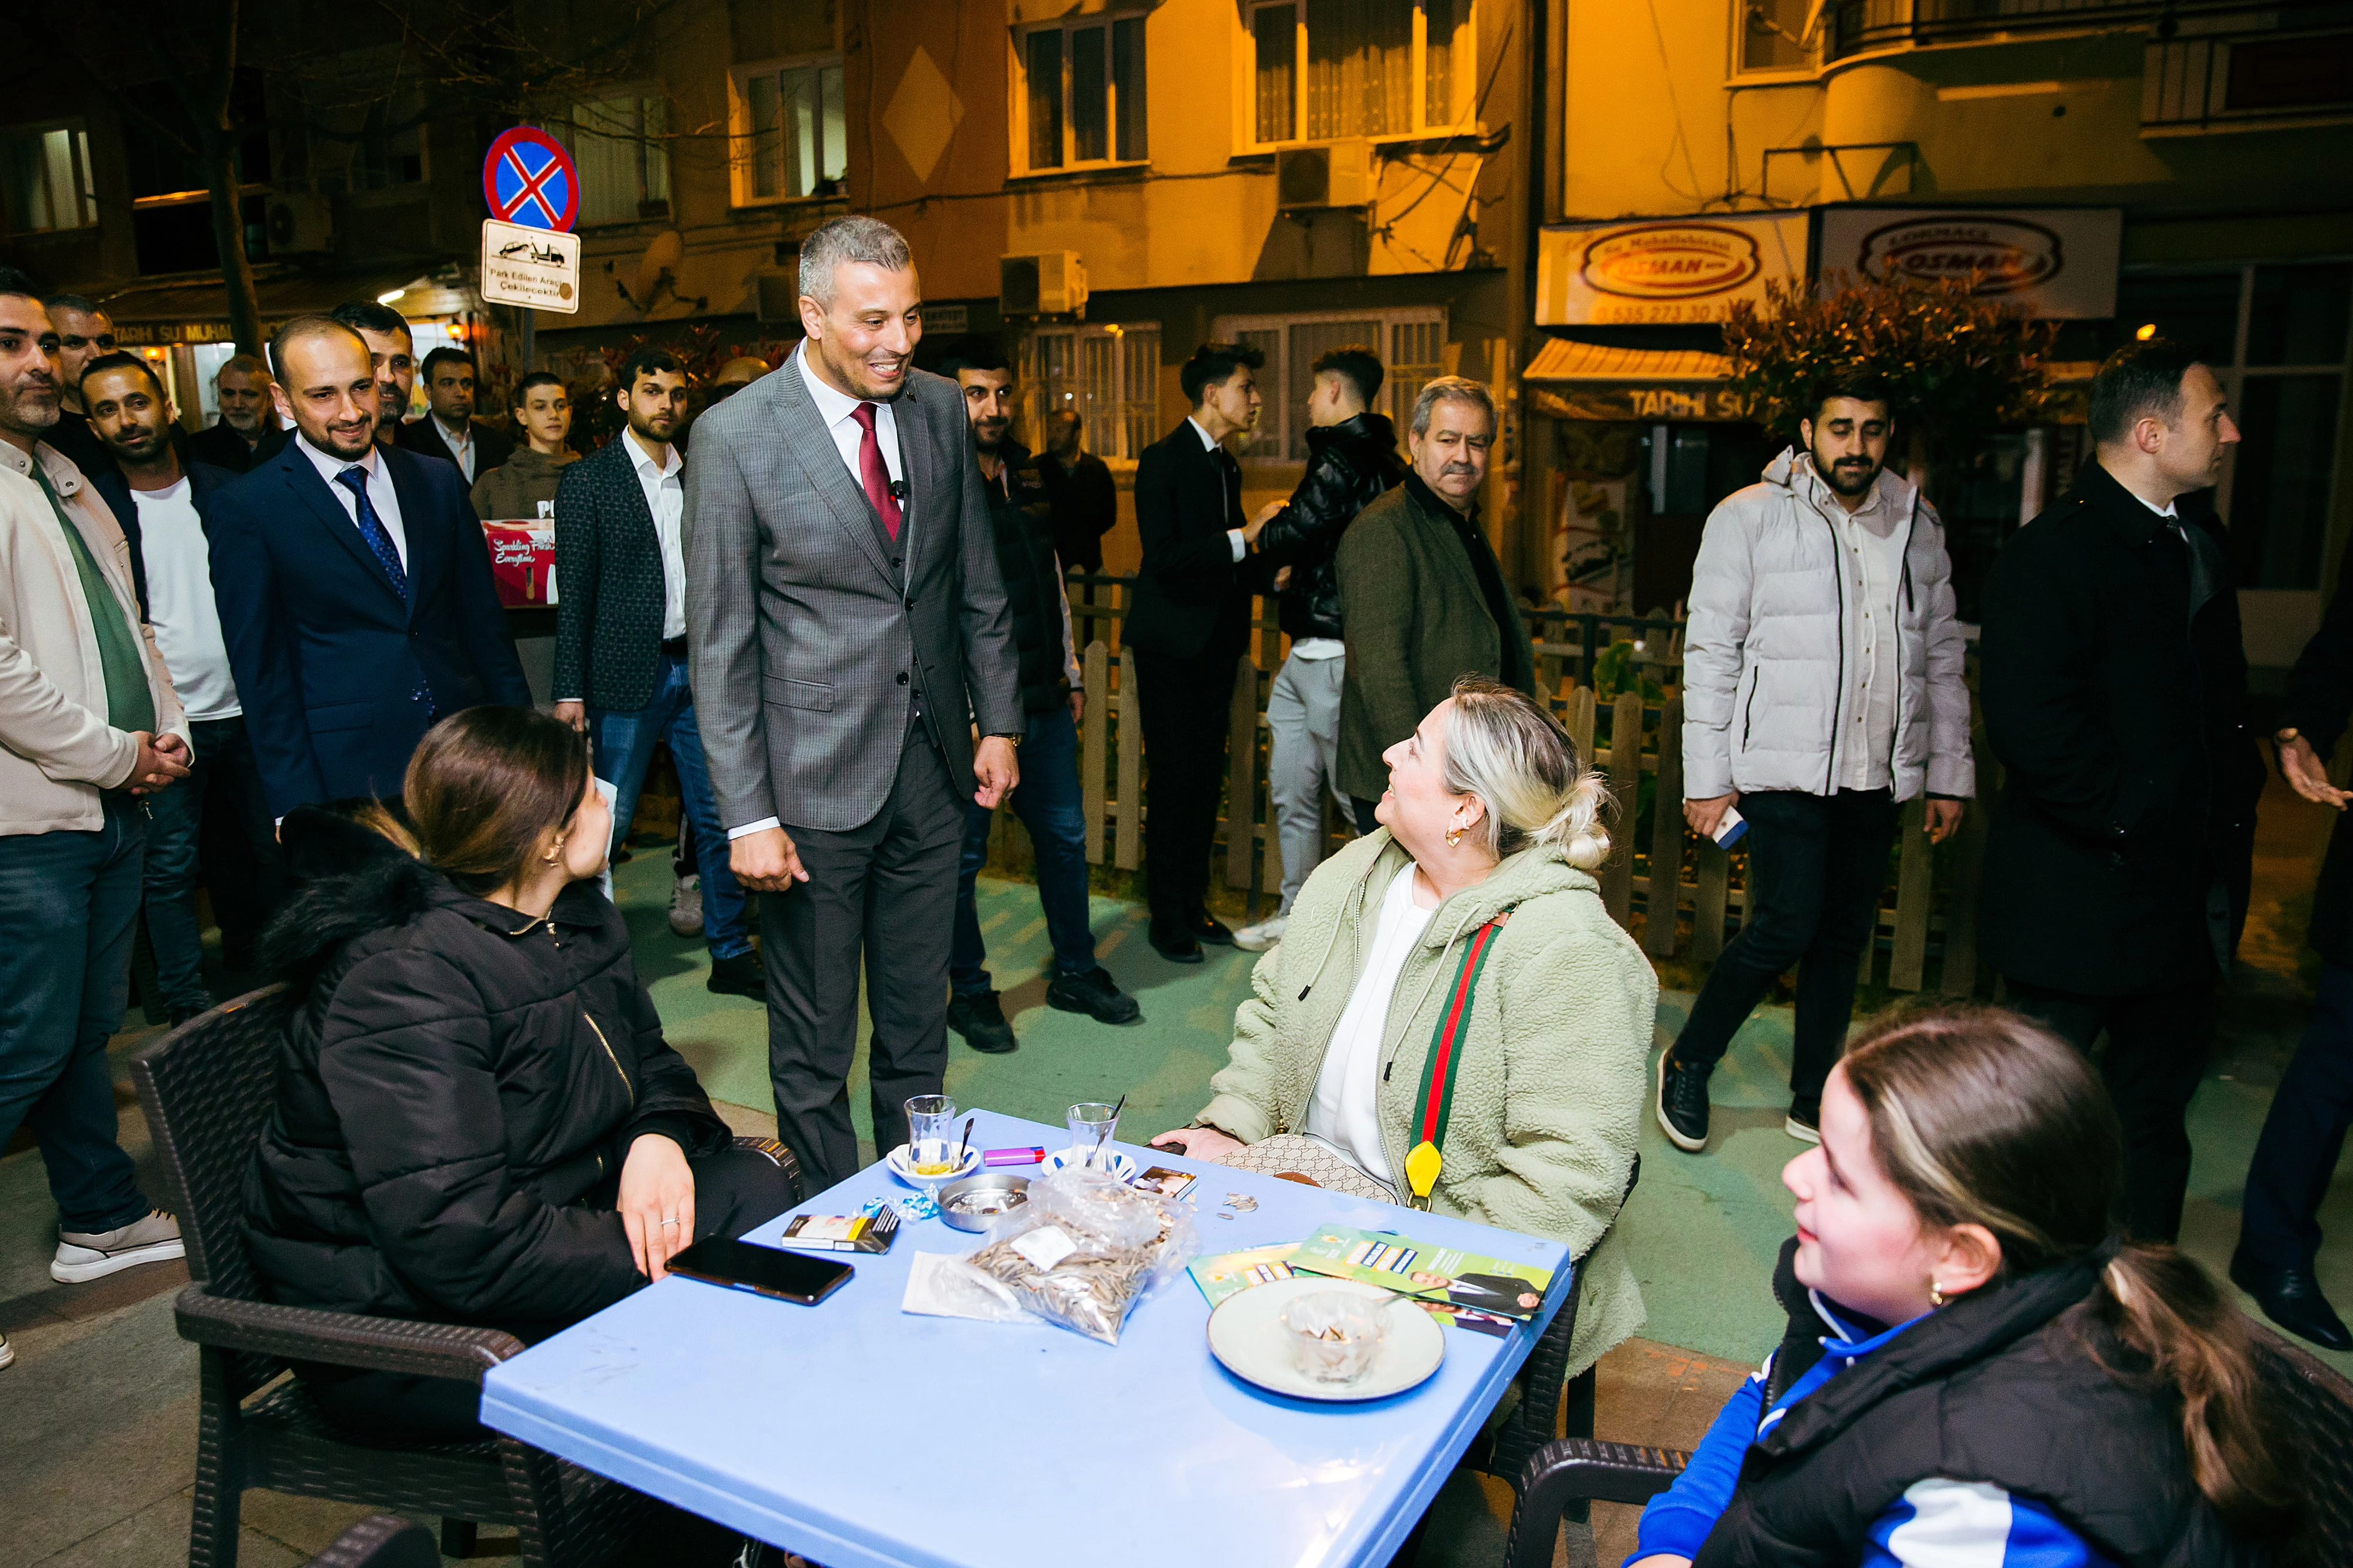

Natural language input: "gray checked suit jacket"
[684,347,1022,834]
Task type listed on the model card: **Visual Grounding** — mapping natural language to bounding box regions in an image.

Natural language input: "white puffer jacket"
[1681,449,1973,802]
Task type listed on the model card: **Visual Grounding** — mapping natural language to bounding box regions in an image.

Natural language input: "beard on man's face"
[1814,443,1882,499]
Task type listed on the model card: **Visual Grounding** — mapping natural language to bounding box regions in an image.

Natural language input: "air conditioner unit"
[1276,141,1375,212]
[999,251,1089,318]
[264,192,334,254]
[755,270,800,325]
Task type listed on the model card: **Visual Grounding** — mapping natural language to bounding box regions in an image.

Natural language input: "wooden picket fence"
[989,576,1994,995]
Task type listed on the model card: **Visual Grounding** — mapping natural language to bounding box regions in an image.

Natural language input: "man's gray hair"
[1410,375,1495,438]
[799,215,913,307]
[214,353,271,388]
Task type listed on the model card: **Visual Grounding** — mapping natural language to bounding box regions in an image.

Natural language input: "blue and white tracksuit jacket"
[1629,1293,2111,1567]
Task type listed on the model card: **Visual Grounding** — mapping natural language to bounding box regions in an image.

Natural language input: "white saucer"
[884,1144,982,1187]
[1039,1146,1139,1183]
[1207,1276,1446,1403]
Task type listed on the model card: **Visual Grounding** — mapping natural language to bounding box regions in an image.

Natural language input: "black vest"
[1694,1238,2256,1568]
[982,439,1073,715]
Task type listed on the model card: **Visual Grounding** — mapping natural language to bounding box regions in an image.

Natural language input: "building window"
[549,96,670,226]
[1248,0,1471,148]
[1017,14,1148,173]
[3,123,98,233]
[732,57,846,204]
[1213,307,1445,461]
[1024,323,1162,462]
[1737,0,1816,73]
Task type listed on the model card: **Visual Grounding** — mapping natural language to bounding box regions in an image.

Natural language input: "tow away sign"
[481,219,581,314]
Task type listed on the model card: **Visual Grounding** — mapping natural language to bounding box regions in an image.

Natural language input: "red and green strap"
[1402,912,1510,1209]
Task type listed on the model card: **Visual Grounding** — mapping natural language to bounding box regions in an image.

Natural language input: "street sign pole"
[481,127,580,381]
[521,307,535,372]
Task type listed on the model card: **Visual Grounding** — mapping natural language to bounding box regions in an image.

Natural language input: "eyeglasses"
[61,334,116,350]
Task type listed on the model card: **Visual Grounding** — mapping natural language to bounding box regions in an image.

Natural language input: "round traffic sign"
[483,127,579,234]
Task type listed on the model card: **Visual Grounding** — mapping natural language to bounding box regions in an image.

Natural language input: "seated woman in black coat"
[1629,1005,2301,1568]
[243,706,796,1441]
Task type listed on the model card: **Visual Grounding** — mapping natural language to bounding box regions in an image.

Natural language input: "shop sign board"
[1537,213,1808,326]
[1816,206,2121,318]
[481,219,581,314]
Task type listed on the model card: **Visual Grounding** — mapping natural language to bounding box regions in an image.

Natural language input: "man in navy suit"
[210,316,530,818]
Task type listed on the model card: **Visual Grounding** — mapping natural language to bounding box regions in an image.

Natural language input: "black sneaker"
[948,990,1019,1053]
[1785,1097,1822,1145]
[1148,924,1203,964]
[706,951,767,999]
[165,995,217,1029]
[1656,1051,1712,1153]
[1048,966,1142,1025]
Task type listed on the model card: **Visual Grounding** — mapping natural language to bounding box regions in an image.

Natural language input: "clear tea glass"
[1067,1102,1118,1169]
[906,1094,958,1176]
[1282,1291,1388,1384]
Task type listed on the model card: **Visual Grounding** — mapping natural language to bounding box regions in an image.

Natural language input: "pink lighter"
[983,1146,1047,1167]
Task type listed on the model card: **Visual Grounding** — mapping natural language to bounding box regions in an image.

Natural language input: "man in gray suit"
[686,216,1023,1189]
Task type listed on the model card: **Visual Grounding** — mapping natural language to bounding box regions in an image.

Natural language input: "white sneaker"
[669,873,704,938]
[51,1210,186,1283]
[1232,914,1289,952]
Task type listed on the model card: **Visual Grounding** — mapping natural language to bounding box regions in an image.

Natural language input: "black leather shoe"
[2231,1251,2353,1351]
[1048,966,1143,1025]
[947,990,1018,1053]
[1149,925,1203,964]
[1656,1050,1712,1153]
[706,951,767,1000]
[1193,916,1236,946]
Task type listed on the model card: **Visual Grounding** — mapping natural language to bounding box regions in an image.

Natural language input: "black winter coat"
[1695,1238,2255,1568]
[242,811,732,1337]
[1255,412,1407,642]
[1977,461,2263,995]
[2280,546,2353,968]
[982,438,1075,715]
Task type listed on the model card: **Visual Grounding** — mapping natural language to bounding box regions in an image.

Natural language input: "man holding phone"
[1661,374,1973,1153]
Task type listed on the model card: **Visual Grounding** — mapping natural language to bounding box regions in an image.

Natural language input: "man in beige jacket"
[0,273,192,1373]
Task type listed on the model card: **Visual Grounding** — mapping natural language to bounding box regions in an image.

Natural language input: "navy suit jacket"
[210,438,531,816]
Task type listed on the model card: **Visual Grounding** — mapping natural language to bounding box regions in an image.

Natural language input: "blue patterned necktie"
[336,466,410,604]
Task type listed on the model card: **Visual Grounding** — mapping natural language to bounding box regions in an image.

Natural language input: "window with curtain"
[1023,324,1162,462]
[736,57,847,203]
[553,96,670,226]
[3,124,97,232]
[1250,0,1469,146]
[1019,13,1148,172]
[1216,308,1445,460]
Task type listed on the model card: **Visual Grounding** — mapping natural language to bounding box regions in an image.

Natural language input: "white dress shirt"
[1827,483,1906,793]
[434,415,477,482]
[624,427,688,640]
[1189,416,1248,564]
[299,437,406,567]
[1303,863,1433,1185]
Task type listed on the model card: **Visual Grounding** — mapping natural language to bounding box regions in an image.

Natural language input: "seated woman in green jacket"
[1154,676,1657,1375]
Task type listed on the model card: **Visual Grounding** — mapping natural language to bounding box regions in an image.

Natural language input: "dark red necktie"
[849,402,902,540]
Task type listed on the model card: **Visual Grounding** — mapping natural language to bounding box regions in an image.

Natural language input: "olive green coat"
[1334,482,1538,801]
[1195,830,1656,1377]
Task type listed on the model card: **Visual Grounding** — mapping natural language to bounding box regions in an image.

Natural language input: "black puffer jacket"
[241,810,731,1337]
[1695,1238,2261,1568]
[1255,411,1406,642]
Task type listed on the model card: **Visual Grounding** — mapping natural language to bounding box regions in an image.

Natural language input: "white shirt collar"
[300,436,376,483]
[1187,416,1221,453]
[435,414,471,448]
[623,426,681,481]
[797,342,881,428]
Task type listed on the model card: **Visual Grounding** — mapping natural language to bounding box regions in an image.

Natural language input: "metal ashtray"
[938,1173,1030,1232]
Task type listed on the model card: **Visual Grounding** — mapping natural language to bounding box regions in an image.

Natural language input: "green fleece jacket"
[1195,829,1656,1377]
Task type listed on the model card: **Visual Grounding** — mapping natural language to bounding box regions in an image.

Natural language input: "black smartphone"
[668,1235,855,1306]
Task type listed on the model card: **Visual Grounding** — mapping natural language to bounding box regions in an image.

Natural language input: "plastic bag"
[901,1252,1036,1324]
[960,1167,1198,1344]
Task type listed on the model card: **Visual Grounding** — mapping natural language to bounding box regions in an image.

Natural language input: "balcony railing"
[1828,0,2333,59]
[2144,25,2353,131]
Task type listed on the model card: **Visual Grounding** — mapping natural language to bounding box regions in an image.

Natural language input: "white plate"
[884,1143,982,1187]
[1207,1276,1446,1403]
[1039,1147,1139,1183]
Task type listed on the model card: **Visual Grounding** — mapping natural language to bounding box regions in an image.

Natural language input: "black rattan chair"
[1498,1318,2353,1568]
[132,984,804,1568]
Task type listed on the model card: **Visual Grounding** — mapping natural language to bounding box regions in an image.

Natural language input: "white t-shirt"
[133,479,240,721]
[1304,863,1435,1184]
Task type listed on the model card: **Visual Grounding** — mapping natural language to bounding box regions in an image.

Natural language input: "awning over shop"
[95,261,465,346]
[1525,336,2100,424]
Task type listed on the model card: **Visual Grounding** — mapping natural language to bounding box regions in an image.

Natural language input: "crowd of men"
[3,211,2352,1381]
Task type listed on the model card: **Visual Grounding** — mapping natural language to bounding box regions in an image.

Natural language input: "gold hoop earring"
[1445,827,1463,848]
[1928,1280,1947,1308]
[543,837,565,866]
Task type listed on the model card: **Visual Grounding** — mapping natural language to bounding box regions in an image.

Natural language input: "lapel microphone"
[888,479,910,501]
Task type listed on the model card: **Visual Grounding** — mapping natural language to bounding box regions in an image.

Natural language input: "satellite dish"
[632,231,684,308]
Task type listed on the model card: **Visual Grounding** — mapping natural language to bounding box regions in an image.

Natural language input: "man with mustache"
[186,354,284,475]
[1659,374,1972,1155]
[327,300,417,447]
[1334,376,1537,832]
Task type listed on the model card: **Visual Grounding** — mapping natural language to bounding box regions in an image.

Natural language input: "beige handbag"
[1207,1133,1401,1204]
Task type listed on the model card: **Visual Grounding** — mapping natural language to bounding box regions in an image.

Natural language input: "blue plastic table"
[480,1109,1573,1568]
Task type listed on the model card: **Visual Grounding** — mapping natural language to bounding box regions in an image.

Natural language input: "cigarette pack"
[780,1207,900,1254]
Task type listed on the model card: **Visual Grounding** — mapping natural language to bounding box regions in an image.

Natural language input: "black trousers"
[304,1142,799,1444]
[2239,959,2353,1272]
[761,728,963,1193]
[2004,973,2219,1243]
[1135,644,1240,932]
[1672,788,1897,1106]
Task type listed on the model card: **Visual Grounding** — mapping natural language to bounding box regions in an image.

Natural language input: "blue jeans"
[142,716,280,1013]
[950,704,1096,997]
[592,652,751,959]
[0,798,153,1231]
